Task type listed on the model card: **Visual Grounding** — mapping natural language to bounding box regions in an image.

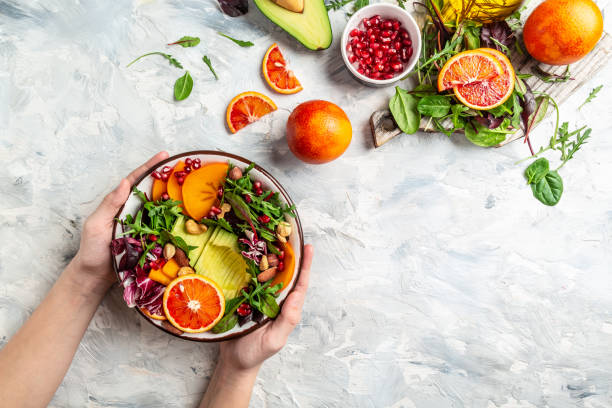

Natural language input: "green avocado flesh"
[193,227,250,299]
[171,216,213,267]
[254,0,332,51]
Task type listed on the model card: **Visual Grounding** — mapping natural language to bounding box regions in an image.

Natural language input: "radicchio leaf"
[520,83,537,155]
[218,0,248,17]
[118,266,165,314]
[238,230,267,263]
[481,21,514,52]
[474,113,504,129]
[113,237,142,272]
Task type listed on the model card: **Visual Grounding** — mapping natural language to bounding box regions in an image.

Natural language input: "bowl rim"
[341,3,422,85]
[111,150,305,342]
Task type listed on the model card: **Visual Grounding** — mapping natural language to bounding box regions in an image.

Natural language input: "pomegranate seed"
[381,44,390,51]
[192,162,201,170]
[383,73,394,79]
[381,37,391,44]
[393,41,402,50]
[403,39,412,47]
[237,303,252,317]
[391,31,398,41]
[371,42,380,49]
[366,28,373,36]
[358,68,365,75]
[408,48,413,57]
[193,158,201,164]
[253,181,262,190]
[244,194,252,203]
[184,165,191,173]
[151,171,161,180]
[349,55,357,63]
[375,49,384,58]
[362,18,371,28]
[217,187,224,199]
[365,68,371,76]
[400,29,409,40]
[354,41,364,50]
[401,48,410,62]
[208,210,216,218]
[162,166,172,174]
[393,21,401,31]
[381,30,392,38]
[161,192,170,201]
[369,16,380,26]
[278,261,284,271]
[361,50,370,58]
[376,63,385,72]
[177,176,185,185]
[381,20,393,29]
[211,205,222,215]
[365,57,373,65]
[392,62,403,72]
[372,72,381,79]
[258,215,271,224]
[388,48,398,56]
[161,173,169,182]
[149,234,157,242]
[185,158,193,166]
[143,262,151,271]
[255,188,263,196]
[350,28,359,37]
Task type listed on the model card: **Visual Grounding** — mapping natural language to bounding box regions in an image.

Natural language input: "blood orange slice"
[263,43,303,95]
[454,48,516,110]
[181,162,229,221]
[438,49,503,91]
[226,91,277,133]
[163,275,225,333]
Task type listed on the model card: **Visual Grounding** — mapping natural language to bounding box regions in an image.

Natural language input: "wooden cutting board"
[370,3,612,148]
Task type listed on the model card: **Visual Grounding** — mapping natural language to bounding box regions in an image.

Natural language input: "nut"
[276,221,292,238]
[257,267,278,282]
[177,266,195,276]
[219,203,231,219]
[259,256,269,271]
[229,167,243,180]
[276,233,287,243]
[163,243,176,260]
[174,248,190,267]
[185,219,207,235]
[266,254,279,267]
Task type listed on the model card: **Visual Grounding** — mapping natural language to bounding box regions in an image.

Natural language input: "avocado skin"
[253,0,333,51]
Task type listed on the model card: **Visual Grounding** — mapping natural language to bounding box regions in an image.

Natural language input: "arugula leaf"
[325,0,351,11]
[174,71,193,101]
[218,32,254,47]
[389,87,420,134]
[202,55,219,80]
[417,95,451,118]
[201,217,234,233]
[525,158,549,184]
[352,0,368,12]
[160,230,198,256]
[126,52,183,69]
[579,85,603,110]
[532,65,572,83]
[168,36,200,47]
[531,171,563,206]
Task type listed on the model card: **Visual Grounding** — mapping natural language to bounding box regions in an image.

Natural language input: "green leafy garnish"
[202,55,219,80]
[579,85,603,110]
[126,52,183,69]
[325,0,352,11]
[389,87,420,134]
[168,36,200,47]
[417,95,451,118]
[174,71,193,101]
[217,32,254,47]
[531,170,563,206]
[524,158,549,184]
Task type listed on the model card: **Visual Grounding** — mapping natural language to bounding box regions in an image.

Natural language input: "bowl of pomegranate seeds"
[341,3,421,86]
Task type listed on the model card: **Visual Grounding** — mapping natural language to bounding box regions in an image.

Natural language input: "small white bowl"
[341,3,422,87]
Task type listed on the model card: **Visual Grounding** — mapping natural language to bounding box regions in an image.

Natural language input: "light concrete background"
[1,0,611,406]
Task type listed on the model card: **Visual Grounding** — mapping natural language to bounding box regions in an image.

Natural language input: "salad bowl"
[111,151,304,342]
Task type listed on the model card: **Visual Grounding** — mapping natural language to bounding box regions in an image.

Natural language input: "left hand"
[71,151,169,294]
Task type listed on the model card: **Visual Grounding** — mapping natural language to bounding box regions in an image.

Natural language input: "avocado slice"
[171,215,213,267]
[254,0,332,51]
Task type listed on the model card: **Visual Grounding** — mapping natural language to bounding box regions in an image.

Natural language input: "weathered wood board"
[371,3,612,148]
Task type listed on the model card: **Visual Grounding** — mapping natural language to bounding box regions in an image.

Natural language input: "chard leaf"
[168,36,200,47]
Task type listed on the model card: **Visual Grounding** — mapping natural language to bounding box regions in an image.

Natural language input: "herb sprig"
[218,32,254,47]
[126,52,183,69]
[579,85,603,110]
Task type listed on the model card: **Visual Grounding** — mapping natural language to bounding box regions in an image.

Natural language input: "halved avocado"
[254,0,332,51]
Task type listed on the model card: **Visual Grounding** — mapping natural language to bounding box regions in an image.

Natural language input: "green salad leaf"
[174,71,193,101]
[389,86,420,134]
[531,171,563,206]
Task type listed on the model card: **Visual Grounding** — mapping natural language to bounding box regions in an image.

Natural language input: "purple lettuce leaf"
[218,0,248,17]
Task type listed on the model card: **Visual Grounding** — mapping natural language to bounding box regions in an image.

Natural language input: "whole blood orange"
[163,274,225,333]
[286,100,352,164]
[523,0,603,65]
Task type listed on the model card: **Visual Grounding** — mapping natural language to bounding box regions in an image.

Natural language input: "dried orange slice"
[262,43,303,95]
[226,91,277,133]
[454,48,515,110]
[163,274,225,333]
[438,49,515,110]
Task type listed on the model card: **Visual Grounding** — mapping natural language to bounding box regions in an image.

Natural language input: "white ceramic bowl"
[112,151,304,342]
[341,3,422,87]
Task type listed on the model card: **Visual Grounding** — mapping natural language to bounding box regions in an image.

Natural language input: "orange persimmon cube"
[162,258,180,279]
[149,268,171,286]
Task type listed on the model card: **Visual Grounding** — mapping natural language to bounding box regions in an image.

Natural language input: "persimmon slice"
[270,241,296,292]
[181,162,229,221]
[263,43,303,95]
[163,274,225,333]
[167,161,186,204]
[151,179,167,201]
[226,91,277,133]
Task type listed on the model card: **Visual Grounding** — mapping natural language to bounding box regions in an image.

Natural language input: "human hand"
[70,151,169,295]
[218,244,314,373]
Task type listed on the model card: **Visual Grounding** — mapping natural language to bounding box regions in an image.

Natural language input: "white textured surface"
[1,1,612,407]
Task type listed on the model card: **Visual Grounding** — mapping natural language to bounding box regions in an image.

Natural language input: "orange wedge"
[226,91,277,133]
[438,49,515,110]
[263,43,303,95]
[163,275,225,333]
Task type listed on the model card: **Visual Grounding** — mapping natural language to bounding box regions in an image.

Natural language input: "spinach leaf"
[525,158,549,184]
[174,71,193,101]
[531,171,563,206]
[202,55,218,80]
[451,104,468,129]
[389,86,420,134]
[417,95,451,118]
[218,32,254,47]
[464,121,508,147]
[211,295,246,333]
[168,36,200,47]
